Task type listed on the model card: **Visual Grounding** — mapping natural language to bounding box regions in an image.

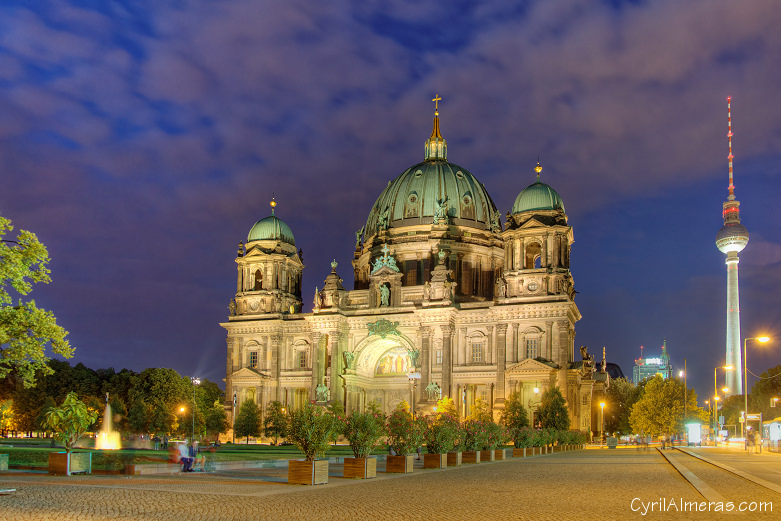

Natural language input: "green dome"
[248,215,296,246]
[512,180,565,214]
[364,159,501,234]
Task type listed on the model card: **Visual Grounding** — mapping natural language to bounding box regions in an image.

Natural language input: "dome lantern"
[424,94,447,161]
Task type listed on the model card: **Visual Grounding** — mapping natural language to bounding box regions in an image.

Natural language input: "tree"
[435,396,458,417]
[0,216,73,387]
[204,400,228,440]
[263,401,288,444]
[233,399,261,443]
[749,364,781,420]
[536,386,570,430]
[603,378,640,436]
[0,398,13,436]
[499,391,530,437]
[629,374,707,436]
[467,396,494,422]
[287,403,339,461]
[42,392,98,452]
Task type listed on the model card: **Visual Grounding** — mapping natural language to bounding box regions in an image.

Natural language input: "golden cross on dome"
[432,94,442,112]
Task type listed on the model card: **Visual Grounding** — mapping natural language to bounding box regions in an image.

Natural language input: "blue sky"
[2,0,780,398]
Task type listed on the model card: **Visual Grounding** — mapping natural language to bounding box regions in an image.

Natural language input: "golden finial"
[432,94,442,115]
[534,161,543,179]
[270,197,277,214]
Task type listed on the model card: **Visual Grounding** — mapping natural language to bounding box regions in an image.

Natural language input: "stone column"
[270,334,281,401]
[514,239,521,270]
[486,325,494,364]
[496,323,507,401]
[420,326,432,397]
[310,332,322,401]
[458,327,467,365]
[511,323,519,364]
[442,325,453,398]
[545,321,554,360]
[329,332,344,403]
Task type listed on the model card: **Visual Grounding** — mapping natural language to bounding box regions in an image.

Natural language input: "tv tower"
[715,97,749,397]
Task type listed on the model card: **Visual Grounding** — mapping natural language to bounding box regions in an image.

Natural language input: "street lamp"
[191,377,200,443]
[743,336,770,446]
[600,402,605,448]
[714,365,733,445]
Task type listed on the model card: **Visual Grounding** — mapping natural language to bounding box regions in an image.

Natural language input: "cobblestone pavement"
[1,449,780,520]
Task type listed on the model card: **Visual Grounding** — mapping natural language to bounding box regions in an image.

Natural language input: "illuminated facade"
[222,100,608,433]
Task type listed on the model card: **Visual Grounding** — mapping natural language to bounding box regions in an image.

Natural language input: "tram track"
[657,447,781,509]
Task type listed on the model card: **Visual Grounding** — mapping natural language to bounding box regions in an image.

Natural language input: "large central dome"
[363,103,500,236]
[364,159,500,234]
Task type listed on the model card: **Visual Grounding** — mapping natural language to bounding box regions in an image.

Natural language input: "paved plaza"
[1,448,780,520]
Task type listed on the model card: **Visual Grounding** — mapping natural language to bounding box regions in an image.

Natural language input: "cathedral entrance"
[343,334,419,415]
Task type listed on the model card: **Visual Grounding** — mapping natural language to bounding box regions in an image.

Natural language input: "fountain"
[95,395,121,450]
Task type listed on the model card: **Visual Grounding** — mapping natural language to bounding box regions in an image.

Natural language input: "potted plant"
[461,419,487,464]
[286,403,338,485]
[386,403,424,473]
[342,407,385,479]
[423,412,459,469]
[42,392,98,476]
[478,420,497,462]
[499,391,530,457]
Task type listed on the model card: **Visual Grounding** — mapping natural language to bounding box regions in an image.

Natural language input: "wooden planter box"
[447,452,462,466]
[494,448,510,460]
[462,451,481,464]
[479,450,495,462]
[48,452,92,476]
[423,453,447,469]
[512,448,527,458]
[288,459,329,485]
[343,457,376,479]
[0,453,8,471]
[385,454,415,473]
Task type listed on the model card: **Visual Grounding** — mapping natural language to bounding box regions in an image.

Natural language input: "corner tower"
[715,97,749,397]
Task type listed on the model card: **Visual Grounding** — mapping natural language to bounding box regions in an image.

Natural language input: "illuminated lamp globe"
[716,222,749,254]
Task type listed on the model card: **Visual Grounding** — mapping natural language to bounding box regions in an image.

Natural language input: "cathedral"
[222,99,608,434]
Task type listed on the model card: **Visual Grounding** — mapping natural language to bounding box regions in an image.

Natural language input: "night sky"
[2,1,780,400]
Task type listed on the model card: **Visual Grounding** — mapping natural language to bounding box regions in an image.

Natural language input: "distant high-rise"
[632,341,673,384]
[715,97,749,398]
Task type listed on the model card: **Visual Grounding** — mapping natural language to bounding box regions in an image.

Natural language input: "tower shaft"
[725,253,742,396]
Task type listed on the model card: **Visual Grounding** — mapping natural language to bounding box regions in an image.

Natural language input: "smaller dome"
[512,181,565,214]
[716,223,749,253]
[248,215,296,246]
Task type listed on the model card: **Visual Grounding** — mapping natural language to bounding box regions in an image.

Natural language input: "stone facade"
[222,106,607,433]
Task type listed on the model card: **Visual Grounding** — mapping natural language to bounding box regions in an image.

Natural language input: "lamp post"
[680,361,687,444]
[743,336,770,448]
[600,402,605,448]
[408,371,421,419]
[191,377,200,443]
[714,365,733,445]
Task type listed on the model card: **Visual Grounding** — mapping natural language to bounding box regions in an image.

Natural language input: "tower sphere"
[716,222,748,253]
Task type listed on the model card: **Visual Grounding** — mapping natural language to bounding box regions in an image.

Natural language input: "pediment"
[518,218,547,230]
[231,367,269,380]
[506,358,559,374]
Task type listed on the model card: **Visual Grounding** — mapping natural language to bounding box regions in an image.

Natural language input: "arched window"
[525,242,541,270]
[254,269,263,290]
[522,328,542,360]
[525,338,538,359]
[469,334,486,364]
[249,351,258,368]
[296,350,307,369]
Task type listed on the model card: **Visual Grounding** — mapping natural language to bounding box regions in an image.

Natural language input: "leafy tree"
[0,216,73,387]
[42,392,98,452]
[536,386,570,430]
[435,396,457,417]
[467,396,494,422]
[500,391,529,432]
[603,378,640,435]
[720,394,745,433]
[387,403,425,455]
[204,400,228,440]
[343,410,386,457]
[234,399,261,443]
[0,398,13,435]
[749,364,781,420]
[263,401,288,444]
[629,374,707,436]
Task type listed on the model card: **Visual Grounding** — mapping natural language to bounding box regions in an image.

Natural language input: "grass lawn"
[0,438,390,469]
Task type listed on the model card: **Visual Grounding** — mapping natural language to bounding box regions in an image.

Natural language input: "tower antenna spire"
[727,97,735,200]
